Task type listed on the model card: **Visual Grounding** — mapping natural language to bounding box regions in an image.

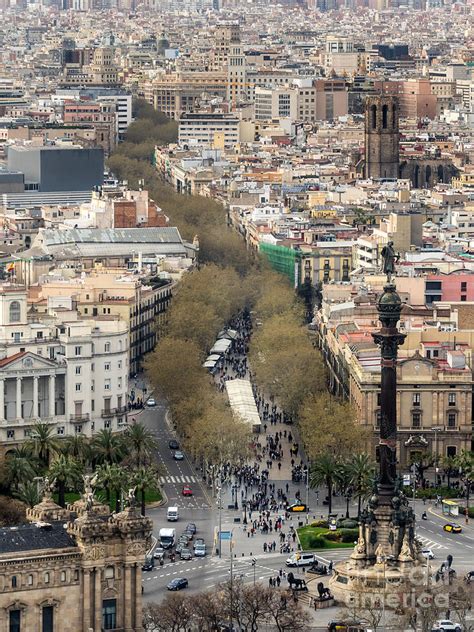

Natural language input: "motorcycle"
[421,512,427,520]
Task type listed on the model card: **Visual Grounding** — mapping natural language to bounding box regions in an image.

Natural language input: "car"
[286,553,315,567]
[180,548,193,560]
[167,578,188,591]
[173,450,184,461]
[181,531,193,542]
[443,523,462,534]
[146,397,156,407]
[186,522,197,535]
[153,547,165,560]
[194,537,205,549]
[286,502,307,513]
[168,439,179,450]
[175,541,187,555]
[422,548,435,560]
[194,544,206,557]
[142,561,153,571]
[327,621,365,632]
[182,486,193,496]
[432,620,462,632]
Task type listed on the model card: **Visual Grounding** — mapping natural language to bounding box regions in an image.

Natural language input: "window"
[102,599,117,630]
[42,606,54,632]
[105,566,115,579]
[27,574,33,586]
[11,576,17,588]
[57,426,64,436]
[118,378,122,389]
[105,342,110,352]
[104,379,111,391]
[9,301,21,323]
[461,281,467,291]
[448,393,456,406]
[118,360,122,369]
[9,609,20,632]
[446,446,457,458]
[105,362,111,371]
[75,346,82,356]
[75,383,82,392]
[60,571,66,582]
[447,412,456,428]
[412,393,420,406]
[44,572,50,583]
[376,393,381,407]
[412,412,421,428]
[75,366,82,375]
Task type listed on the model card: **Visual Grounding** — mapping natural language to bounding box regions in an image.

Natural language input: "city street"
[136,398,474,613]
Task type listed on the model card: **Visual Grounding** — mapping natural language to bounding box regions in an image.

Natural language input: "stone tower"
[365,95,399,180]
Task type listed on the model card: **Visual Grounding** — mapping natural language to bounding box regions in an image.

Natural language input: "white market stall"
[225,378,261,433]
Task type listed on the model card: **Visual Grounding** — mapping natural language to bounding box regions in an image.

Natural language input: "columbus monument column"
[328,246,427,605]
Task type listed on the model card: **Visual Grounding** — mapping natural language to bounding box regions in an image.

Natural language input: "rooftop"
[0,522,76,555]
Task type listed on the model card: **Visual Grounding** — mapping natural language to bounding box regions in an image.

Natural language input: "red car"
[182,486,193,497]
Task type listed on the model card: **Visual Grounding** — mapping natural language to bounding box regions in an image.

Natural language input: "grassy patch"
[297,525,356,550]
[54,488,162,512]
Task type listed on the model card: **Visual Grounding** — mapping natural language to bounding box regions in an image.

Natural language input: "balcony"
[70,413,90,423]
[115,405,128,414]
[101,409,115,418]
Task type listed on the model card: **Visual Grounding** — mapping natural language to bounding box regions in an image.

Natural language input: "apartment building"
[143,71,227,120]
[30,271,173,376]
[0,285,129,448]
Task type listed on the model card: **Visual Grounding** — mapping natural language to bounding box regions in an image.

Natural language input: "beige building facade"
[0,486,151,632]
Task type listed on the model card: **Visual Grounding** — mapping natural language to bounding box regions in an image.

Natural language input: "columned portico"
[49,375,56,417]
[16,377,22,420]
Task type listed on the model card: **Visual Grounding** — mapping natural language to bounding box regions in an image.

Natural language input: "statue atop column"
[380,241,399,283]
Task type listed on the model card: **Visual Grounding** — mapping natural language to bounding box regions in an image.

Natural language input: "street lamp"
[431,426,442,484]
[242,499,247,525]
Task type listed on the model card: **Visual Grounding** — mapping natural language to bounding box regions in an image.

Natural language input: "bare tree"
[190,590,226,630]
[142,595,193,632]
[267,590,310,631]
[448,580,474,632]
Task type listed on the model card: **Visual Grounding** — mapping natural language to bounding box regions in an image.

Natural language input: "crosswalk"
[417,535,448,550]
[159,475,197,484]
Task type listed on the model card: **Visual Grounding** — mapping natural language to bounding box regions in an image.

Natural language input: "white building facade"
[0,286,129,449]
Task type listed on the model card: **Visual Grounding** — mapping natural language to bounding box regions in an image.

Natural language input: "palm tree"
[132,466,160,516]
[5,446,37,490]
[347,453,375,519]
[48,454,83,508]
[91,429,124,465]
[441,456,457,489]
[310,453,339,516]
[125,422,158,467]
[14,481,41,508]
[97,463,127,512]
[27,422,59,468]
[455,450,473,520]
[62,434,92,466]
[335,463,353,519]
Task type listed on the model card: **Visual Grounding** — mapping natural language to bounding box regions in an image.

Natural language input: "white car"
[432,620,462,632]
[422,548,435,560]
[146,397,156,407]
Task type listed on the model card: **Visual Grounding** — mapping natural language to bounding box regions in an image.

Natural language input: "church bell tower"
[365,95,399,180]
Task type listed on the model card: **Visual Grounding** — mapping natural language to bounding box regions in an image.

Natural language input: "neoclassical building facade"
[0,487,152,632]
[0,284,129,450]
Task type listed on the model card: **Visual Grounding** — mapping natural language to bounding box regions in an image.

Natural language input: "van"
[167,506,179,522]
[285,553,315,567]
[159,528,176,549]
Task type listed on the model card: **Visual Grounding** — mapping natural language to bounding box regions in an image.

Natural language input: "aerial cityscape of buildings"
[0,0,472,629]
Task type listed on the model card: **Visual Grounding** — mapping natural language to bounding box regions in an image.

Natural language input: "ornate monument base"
[328,490,430,607]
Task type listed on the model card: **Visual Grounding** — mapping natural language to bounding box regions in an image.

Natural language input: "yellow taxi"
[443,522,462,534]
